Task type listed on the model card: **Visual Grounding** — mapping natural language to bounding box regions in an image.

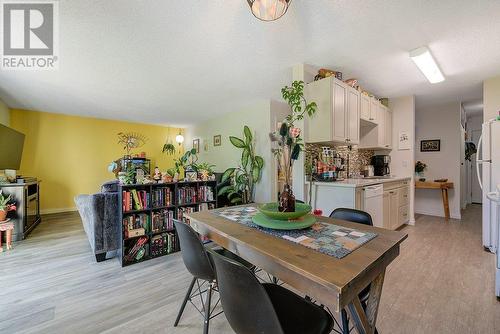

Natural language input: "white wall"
[185,100,276,203]
[388,96,416,224]
[415,102,462,219]
[0,99,10,126]
[484,76,500,121]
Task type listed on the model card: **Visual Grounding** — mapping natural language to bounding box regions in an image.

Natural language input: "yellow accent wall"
[0,99,9,126]
[10,109,183,213]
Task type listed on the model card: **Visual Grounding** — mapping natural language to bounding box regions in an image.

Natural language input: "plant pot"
[279,184,295,212]
[0,210,7,222]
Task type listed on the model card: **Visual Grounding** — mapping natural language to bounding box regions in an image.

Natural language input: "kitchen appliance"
[372,155,391,176]
[363,165,374,177]
[486,184,500,297]
[476,118,500,297]
[363,184,383,228]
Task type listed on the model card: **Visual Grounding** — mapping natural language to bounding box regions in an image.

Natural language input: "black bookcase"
[118,180,217,267]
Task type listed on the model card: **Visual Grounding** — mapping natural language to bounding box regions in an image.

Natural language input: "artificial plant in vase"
[220,126,264,204]
[415,160,427,181]
[270,80,317,212]
[0,190,16,222]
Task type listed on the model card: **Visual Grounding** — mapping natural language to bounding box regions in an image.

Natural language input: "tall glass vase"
[279,183,295,212]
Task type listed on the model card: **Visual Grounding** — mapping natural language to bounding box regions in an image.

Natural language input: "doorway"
[471,128,482,203]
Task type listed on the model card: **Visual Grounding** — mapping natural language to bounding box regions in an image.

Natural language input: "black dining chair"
[329,208,377,334]
[208,249,334,334]
[173,220,254,334]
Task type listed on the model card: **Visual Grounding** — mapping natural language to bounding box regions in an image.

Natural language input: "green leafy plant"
[174,148,198,173]
[465,142,477,161]
[162,142,176,155]
[166,168,177,177]
[0,190,13,211]
[415,161,427,173]
[219,126,264,204]
[270,80,317,186]
[196,162,216,175]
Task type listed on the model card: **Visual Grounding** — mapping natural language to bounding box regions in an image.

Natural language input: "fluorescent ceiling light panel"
[409,46,445,83]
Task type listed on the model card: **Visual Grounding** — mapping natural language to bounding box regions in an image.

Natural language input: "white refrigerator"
[476,118,500,297]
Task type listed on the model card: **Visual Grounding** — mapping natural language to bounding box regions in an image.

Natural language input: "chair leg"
[203,282,214,334]
[341,308,349,334]
[174,277,197,327]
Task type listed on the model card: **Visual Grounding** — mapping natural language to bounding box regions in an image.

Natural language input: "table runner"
[212,206,377,259]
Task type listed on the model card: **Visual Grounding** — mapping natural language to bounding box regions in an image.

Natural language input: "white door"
[471,129,482,203]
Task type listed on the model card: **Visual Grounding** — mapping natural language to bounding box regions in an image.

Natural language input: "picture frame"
[420,139,440,152]
[193,138,200,153]
[398,131,411,150]
[213,134,221,147]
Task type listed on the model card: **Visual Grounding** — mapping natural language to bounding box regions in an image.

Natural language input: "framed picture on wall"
[193,139,200,153]
[214,135,221,147]
[420,139,440,152]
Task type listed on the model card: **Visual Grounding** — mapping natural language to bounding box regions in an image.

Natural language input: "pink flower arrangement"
[289,127,301,138]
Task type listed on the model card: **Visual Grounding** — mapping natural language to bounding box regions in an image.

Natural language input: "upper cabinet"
[359,102,392,150]
[306,77,359,145]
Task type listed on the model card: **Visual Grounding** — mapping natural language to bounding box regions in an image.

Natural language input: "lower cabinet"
[382,182,409,230]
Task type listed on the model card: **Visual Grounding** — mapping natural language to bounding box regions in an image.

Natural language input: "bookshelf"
[119,180,217,266]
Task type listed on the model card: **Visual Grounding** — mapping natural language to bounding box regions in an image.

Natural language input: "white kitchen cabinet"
[346,86,360,145]
[382,181,410,230]
[359,102,392,150]
[370,97,378,123]
[385,107,392,149]
[306,77,359,145]
[360,93,374,123]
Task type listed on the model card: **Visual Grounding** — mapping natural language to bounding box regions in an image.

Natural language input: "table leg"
[6,229,12,250]
[346,270,386,334]
[441,188,450,220]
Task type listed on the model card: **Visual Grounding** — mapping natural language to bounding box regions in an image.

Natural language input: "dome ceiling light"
[247,0,291,21]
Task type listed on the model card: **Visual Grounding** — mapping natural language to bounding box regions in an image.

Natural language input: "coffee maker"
[371,155,391,176]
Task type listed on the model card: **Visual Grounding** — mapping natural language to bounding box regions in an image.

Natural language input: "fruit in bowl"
[258,202,312,221]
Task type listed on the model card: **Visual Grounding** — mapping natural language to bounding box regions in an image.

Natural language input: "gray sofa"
[75,181,120,262]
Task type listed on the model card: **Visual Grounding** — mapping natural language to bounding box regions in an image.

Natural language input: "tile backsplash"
[305,143,374,178]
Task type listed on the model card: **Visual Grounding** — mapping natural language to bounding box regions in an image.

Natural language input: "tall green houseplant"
[219,126,264,204]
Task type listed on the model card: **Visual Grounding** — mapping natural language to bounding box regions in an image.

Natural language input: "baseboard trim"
[41,207,77,215]
[415,209,461,220]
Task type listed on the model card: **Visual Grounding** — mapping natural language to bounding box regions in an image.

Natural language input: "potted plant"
[0,190,16,222]
[196,162,216,181]
[173,148,198,181]
[219,126,264,204]
[269,80,317,212]
[415,161,427,181]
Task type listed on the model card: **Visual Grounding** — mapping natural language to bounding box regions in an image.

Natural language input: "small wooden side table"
[415,181,454,219]
[0,219,14,251]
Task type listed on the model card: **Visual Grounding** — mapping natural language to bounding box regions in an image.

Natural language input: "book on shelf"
[123,213,150,238]
[151,209,174,233]
[150,232,178,257]
[177,186,197,205]
[124,236,149,262]
[177,206,197,224]
[122,189,150,211]
[152,187,173,207]
[198,185,214,202]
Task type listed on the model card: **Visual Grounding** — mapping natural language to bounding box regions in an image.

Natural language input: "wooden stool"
[0,219,14,251]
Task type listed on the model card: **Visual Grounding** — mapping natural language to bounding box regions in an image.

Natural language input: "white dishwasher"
[363,184,383,228]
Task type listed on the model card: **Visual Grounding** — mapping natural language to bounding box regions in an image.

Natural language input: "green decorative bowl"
[258,202,312,221]
[252,213,316,230]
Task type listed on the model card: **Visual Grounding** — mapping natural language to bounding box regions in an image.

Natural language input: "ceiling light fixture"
[247,0,291,21]
[175,130,184,145]
[409,46,445,84]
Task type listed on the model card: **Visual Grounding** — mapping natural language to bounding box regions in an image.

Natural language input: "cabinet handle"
[389,191,395,194]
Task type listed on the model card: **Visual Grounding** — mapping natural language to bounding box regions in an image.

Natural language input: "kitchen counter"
[307,176,411,188]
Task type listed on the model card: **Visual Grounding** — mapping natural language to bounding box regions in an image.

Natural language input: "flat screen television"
[0,124,25,170]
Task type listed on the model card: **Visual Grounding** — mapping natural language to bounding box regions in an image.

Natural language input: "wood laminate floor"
[1,205,499,333]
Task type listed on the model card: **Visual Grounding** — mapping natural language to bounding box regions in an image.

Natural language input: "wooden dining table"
[186,205,408,334]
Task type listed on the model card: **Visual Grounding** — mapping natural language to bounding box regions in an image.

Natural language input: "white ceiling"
[2,0,500,126]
